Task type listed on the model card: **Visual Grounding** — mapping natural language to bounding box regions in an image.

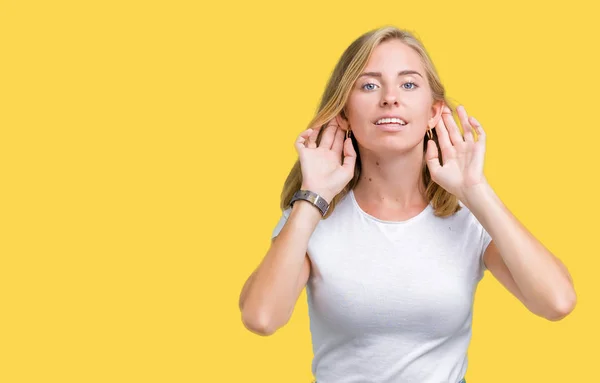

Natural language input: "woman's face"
[345,39,442,154]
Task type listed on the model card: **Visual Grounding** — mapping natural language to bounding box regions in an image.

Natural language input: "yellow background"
[1,0,598,382]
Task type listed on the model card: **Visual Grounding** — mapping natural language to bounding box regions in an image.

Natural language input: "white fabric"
[271,189,492,383]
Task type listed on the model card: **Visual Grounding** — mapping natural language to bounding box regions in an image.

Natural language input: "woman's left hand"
[425,105,488,202]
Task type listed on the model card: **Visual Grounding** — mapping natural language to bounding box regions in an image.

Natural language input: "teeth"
[375,118,406,125]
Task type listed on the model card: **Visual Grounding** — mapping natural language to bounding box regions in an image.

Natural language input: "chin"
[363,138,422,155]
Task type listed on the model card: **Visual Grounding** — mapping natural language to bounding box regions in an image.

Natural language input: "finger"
[342,135,357,171]
[307,126,320,149]
[331,125,345,155]
[443,106,464,146]
[469,116,486,144]
[320,119,339,149]
[456,106,474,143]
[331,114,348,151]
[425,139,441,174]
[294,128,314,152]
[434,110,453,152]
[461,110,475,143]
[470,116,487,171]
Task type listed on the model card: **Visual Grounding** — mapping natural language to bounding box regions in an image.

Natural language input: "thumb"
[425,139,441,174]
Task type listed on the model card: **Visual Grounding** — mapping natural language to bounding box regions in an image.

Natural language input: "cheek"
[346,95,374,121]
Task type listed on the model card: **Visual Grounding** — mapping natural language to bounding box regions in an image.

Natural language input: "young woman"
[239,26,576,383]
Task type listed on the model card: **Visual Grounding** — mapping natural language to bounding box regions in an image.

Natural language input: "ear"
[340,108,348,121]
[429,100,445,129]
[336,113,349,131]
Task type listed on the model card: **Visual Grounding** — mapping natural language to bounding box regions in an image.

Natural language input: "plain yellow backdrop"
[1,0,598,382]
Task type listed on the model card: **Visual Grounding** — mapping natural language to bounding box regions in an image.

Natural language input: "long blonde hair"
[280,26,462,218]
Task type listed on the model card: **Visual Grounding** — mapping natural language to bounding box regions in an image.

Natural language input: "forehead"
[364,39,423,73]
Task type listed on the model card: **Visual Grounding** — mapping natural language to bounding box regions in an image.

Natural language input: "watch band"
[290,190,330,217]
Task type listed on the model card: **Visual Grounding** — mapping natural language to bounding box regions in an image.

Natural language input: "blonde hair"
[280,26,462,218]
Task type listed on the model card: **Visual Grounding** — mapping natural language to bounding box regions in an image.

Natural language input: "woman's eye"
[361,82,417,91]
[361,83,378,91]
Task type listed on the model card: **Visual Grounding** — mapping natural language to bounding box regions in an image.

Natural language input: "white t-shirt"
[271,189,492,383]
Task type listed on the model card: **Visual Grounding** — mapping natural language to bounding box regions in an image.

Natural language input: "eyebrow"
[358,70,423,79]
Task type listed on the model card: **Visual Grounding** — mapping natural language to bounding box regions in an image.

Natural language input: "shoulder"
[444,200,488,237]
[282,207,292,219]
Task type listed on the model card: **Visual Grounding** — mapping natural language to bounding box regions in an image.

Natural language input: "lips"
[374,116,408,125]
[374,122,407,132]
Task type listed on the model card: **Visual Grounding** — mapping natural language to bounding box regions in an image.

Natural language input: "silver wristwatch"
[290,190,330,217]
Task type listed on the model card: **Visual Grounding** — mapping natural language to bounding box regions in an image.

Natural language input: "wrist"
[291,199,326,219]
[292,189,331,217]
[300,185,334,204]
[460,181,493,210]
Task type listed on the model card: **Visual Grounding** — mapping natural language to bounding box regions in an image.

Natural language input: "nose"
[380,86,400,107]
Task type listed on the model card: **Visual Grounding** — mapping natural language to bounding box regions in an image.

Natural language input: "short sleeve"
[469,214,492,282]
[462,200,493,279]
[479,223,493,273]
[271,207,292,240]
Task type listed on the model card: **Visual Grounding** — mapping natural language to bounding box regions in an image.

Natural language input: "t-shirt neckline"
[349,189,433,224]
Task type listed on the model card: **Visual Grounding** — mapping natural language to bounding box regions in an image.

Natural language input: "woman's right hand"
[294,114,357,203]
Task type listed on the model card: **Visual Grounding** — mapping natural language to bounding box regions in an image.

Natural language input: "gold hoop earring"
[346,127,352,139]
[426,128,433,140]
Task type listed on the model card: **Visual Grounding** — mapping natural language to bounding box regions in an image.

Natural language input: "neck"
[353,144,428,209]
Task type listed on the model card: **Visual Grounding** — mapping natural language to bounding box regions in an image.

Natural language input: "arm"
[463,182,576,321]
[239,201,320,336]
